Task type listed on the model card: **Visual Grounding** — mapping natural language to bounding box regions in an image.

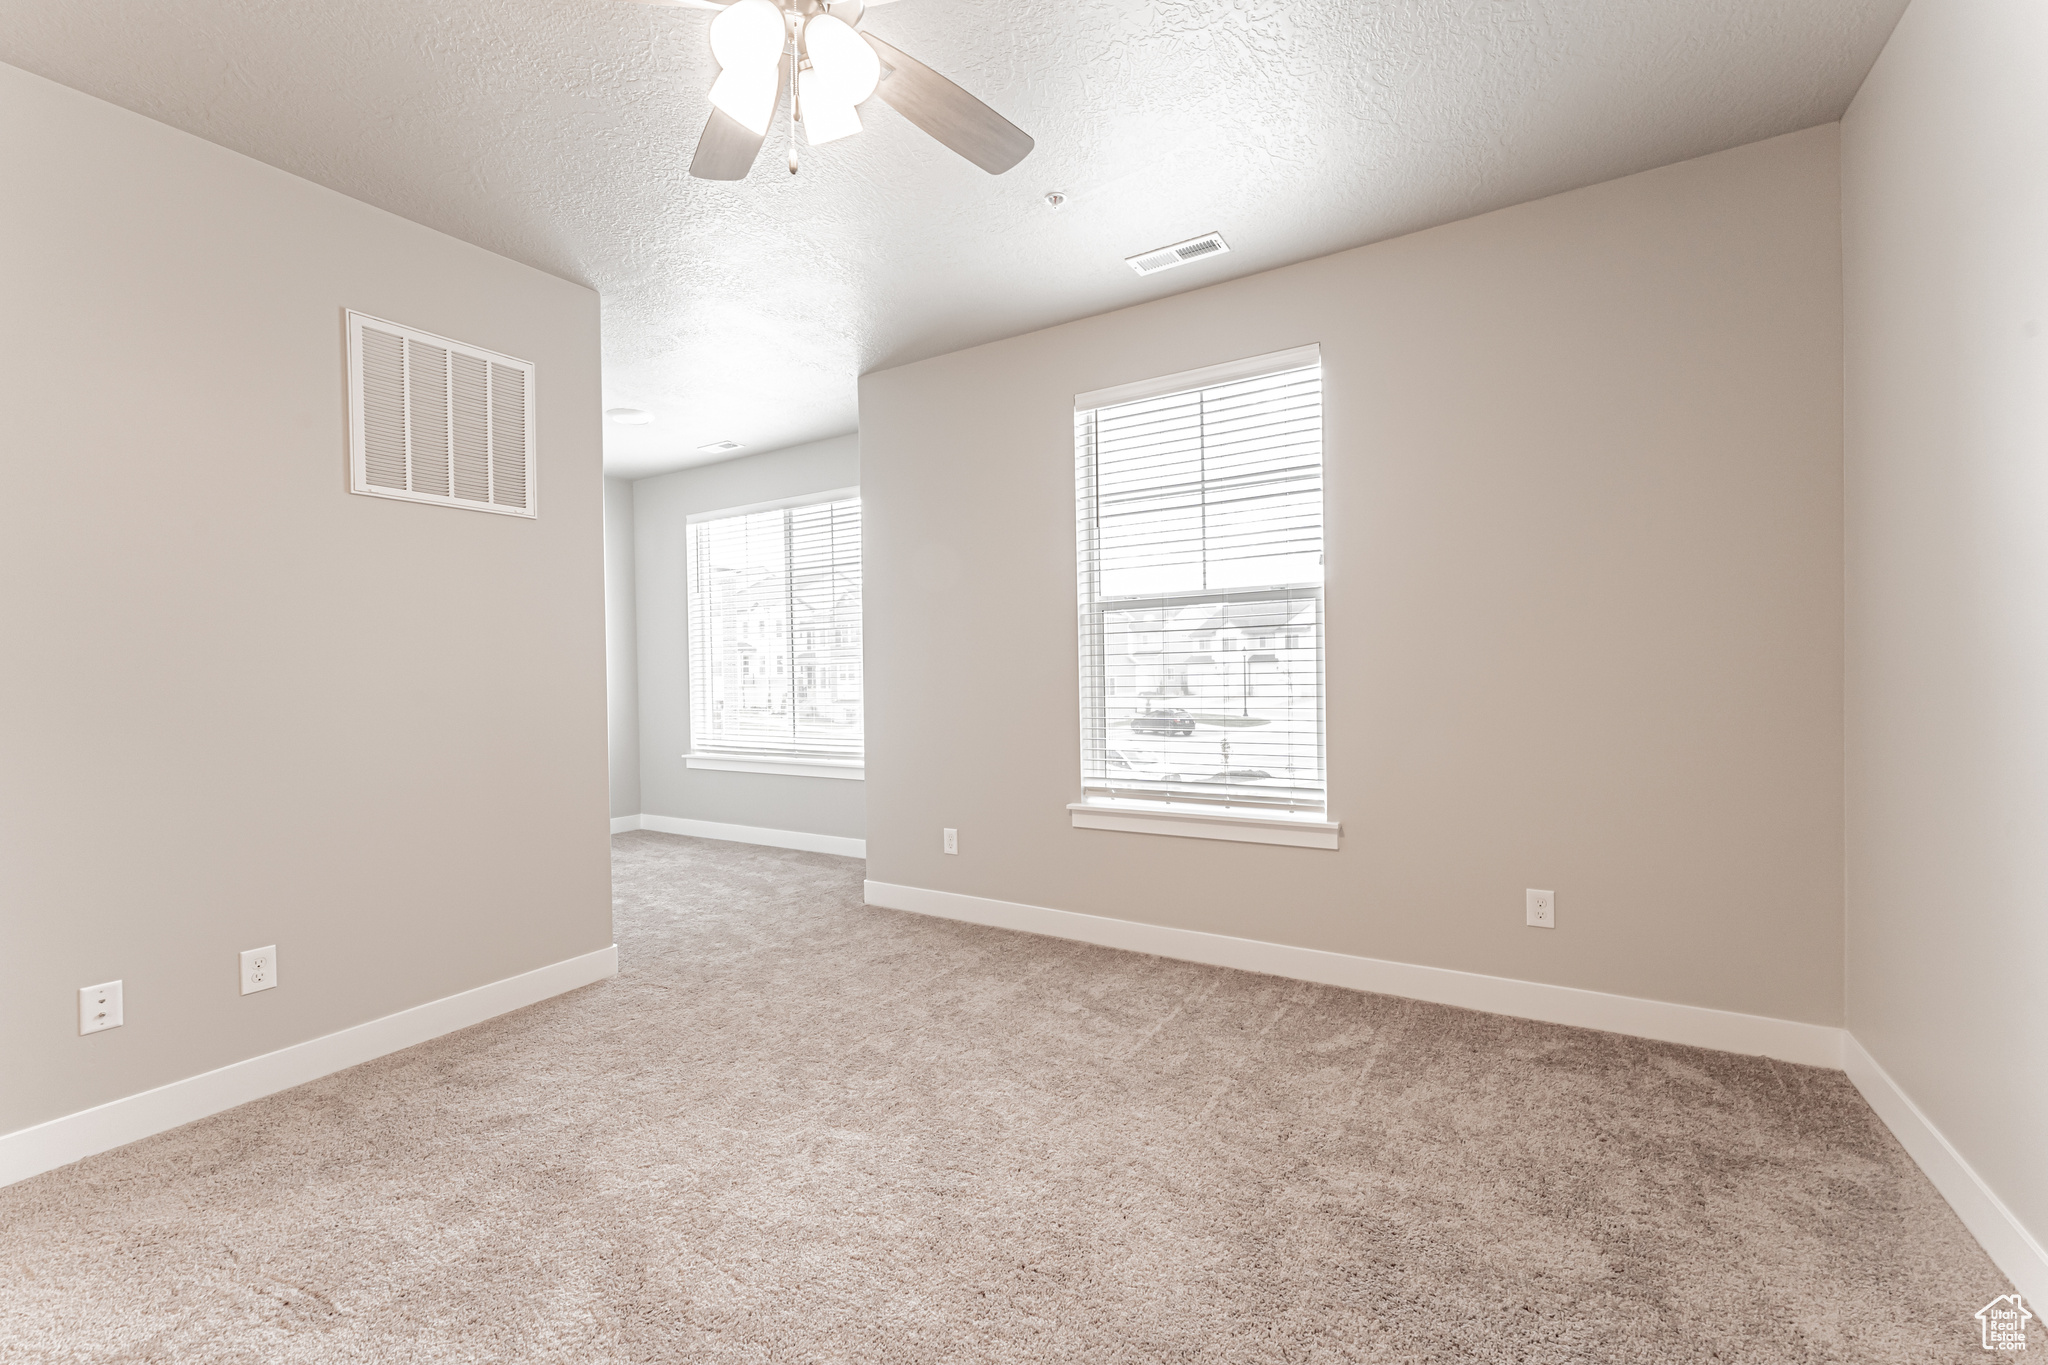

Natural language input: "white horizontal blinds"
[1077,360,1325,812]
[689,496,863,760]
[347,312,533,517]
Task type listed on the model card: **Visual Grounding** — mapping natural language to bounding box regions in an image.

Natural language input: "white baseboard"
[1844,1034,2047,1303]
[623,813,865,859]
[0,944,619,1189]
[863,881,1843,1068]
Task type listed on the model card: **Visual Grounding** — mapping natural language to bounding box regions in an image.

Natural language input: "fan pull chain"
[785,13,804,174]
[787,38,801,173]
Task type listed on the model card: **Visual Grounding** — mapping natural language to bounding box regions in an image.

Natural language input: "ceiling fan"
[626,0,1034,180]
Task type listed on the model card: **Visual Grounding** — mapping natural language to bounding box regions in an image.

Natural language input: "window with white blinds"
[1076,347,1324,814]
[688,493,862,761]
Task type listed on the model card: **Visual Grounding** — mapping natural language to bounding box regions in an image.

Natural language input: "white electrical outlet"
[79,980,123,1035]
[240,945,278,995]
[943,828,958,855]
[1526,889,1556,929]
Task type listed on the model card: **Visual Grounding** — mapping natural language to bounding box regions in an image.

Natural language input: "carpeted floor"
[0,831,2023,1362]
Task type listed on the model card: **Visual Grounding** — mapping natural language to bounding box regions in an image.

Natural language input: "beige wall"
[606,476,642,819]
[1843,0,2048,1256]
[0,64,612,1137]
[633,435,866,839]
[862,126,1844,1025]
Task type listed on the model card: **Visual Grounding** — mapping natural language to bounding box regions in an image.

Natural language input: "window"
[1074,346,1328,839]
[687,491,862,773]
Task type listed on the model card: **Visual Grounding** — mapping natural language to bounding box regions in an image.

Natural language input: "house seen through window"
[687,492,862,762]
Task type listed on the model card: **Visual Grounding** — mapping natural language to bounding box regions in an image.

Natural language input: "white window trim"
[685,487,860,523]
[686,487,864,768]
[1074,344,1329,834]
[1068,800,1340,850]
[1073,343,1322,413]
[685,753,864,780]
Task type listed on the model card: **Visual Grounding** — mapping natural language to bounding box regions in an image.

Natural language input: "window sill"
[1067,800,1340,849]
[685,754,864,780]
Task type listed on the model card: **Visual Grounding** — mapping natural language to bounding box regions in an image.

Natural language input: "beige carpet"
[0,831,2022,1362]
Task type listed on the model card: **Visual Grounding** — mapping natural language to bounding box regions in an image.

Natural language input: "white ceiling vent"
[347,311,536,517]
[1125,231,1231,277]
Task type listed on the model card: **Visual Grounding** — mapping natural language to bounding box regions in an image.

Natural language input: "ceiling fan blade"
[859,33,1033,175]
[689,56,788,180]
[690,107,767,180]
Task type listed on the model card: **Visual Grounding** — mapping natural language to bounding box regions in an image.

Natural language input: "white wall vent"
[1125,231,1231,277]
[346,311,536,517]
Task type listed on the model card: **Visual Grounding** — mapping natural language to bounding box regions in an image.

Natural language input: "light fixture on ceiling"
[607,407,654,424]
[697,439,745,454]
[1126,231,1232,278]
[706,0,791,134]
[791,11,878,145]
[625,0,1035,181]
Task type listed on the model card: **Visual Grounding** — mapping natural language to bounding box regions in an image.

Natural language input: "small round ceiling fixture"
[606,408,653,425]
[1044,191,1067,209]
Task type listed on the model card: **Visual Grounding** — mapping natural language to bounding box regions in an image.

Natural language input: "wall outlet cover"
[79,980,123,1035]
[1526,889,1556,929]
[241,945,278,995]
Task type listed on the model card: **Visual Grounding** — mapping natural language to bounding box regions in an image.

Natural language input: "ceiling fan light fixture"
[801,15,881,105]
[676,0,1034,181]
[710,65,781,136]
[709,0,786,71]
[799,72,862,144]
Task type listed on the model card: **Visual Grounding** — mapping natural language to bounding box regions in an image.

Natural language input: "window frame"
[1071,346,1337,848]
[684,487,864,777]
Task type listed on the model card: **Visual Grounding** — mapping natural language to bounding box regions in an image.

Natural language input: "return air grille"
[347,311,536,517]
[1125,231,1231,277]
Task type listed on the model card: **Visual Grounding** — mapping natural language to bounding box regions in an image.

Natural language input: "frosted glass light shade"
[802,15,880,105]
[800,69,862,144]
[710,0,786,72]
[711,64,781,136]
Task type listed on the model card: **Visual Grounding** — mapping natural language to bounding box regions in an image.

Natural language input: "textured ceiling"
[3,0,1905,478]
